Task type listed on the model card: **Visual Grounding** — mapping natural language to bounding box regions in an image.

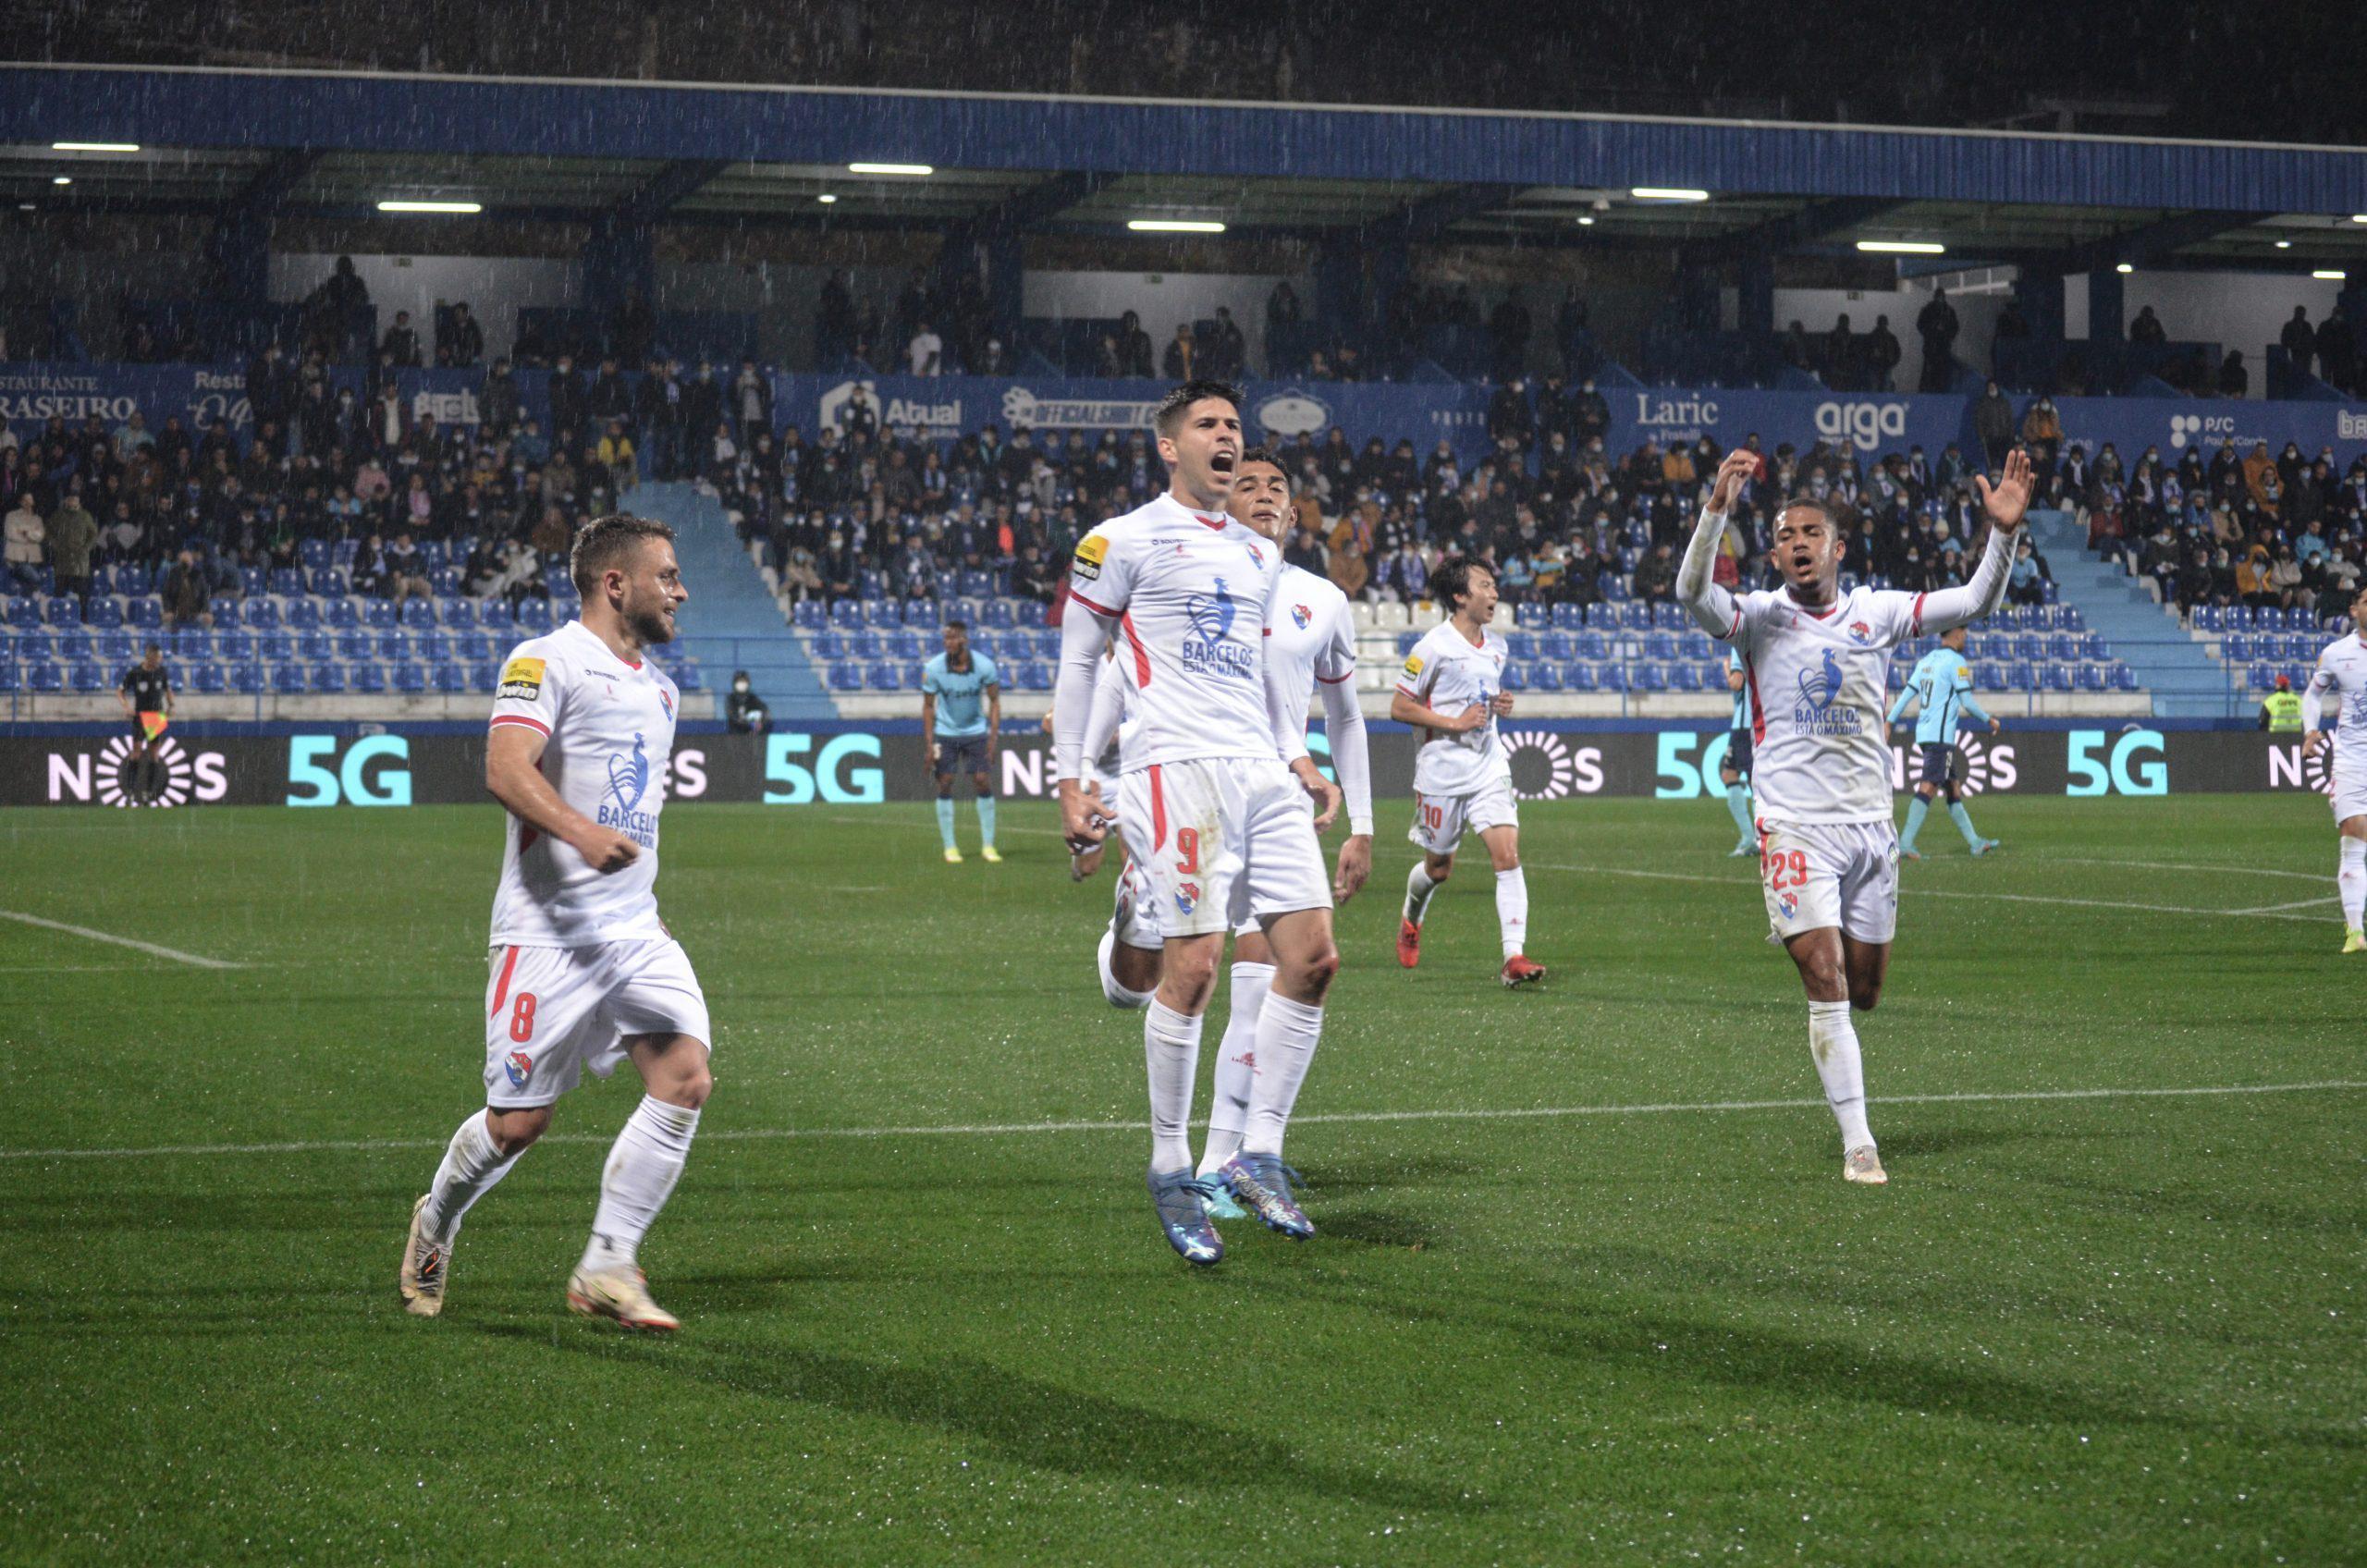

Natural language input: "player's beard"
[625,593,677,646]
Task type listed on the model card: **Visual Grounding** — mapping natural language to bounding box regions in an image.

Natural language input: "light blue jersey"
[1727,648,1749,731]
[1888,646,1991,744]
[922,652,999,738]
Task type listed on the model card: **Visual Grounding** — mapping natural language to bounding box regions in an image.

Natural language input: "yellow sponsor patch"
[1072,533,1108,582]
[498,655,546,702]
[1955,664,1971,680]
[1402,653,1425,679]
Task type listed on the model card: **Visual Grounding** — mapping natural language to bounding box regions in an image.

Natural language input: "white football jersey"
[2308,631,2367,772]
[1722,586,1922,824]
[1266,563,1358,728]
[1081,648,1136,777]
[487,619,680,948]
[1068,492,1288,771]
[1396,620,1512,797]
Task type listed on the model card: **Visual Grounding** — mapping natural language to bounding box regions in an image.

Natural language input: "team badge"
[498,655,546,702]
[1245,543,1264,567]
[1847,620,1874,645]
[1778,891,1798,922]
[504,1050,534,1087]
[657,689,674,721]
[1291,603,1312,630]
[1175,881,1200,914]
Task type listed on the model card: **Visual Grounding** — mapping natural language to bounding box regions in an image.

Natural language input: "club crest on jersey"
[657,689,674,722]
[1793,649,1862,736]
[1181,579,1254,680]
[504,1050,533,1087]
[1778,890,1798,922]
[1175,881,1201,914]
[1847,620,1874,645]
[1291,603,1312,630]
[1245,542,1265,568]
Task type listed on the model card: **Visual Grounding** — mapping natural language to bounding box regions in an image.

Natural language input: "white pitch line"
[3,1080,2359,1163]
[0,911,249,970]
[1533,863,2334,924]
[2042,855,2328,883]
[2227,896,2340,915]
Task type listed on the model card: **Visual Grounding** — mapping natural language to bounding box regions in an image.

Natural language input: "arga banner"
[1,724,2346,810]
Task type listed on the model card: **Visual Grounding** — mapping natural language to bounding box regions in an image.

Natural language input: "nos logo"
[1502,729,1604,799]
[2266,741,2336,795]
[1886,737,2018,794]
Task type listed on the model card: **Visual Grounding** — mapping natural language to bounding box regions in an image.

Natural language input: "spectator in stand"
[2129,305,2167,347]
[381,311,422,369]
[2281,305,2317,379]
[442,301,484,367]
[1865,314,1902,391]
[4,494,43,594]
[2020,396,2062,478]
[1489,288,1531,379]
[635,359,684,483]
[1822,314,1858,390]
[2317,303,2356,393]
[244,341,297,454]
[731,359,772,447]
[2217,349,2250,398]
[48,486,96,611]
[1117,310,1155,377]
[161,546,212,628]
[1204,308,1246,379]
[907,320,944,376]
[588,356,632,430]
[1632,540,1677,603]
[1160,323,1196,380]
[547,353,589,448]
[1916,288,1959,391]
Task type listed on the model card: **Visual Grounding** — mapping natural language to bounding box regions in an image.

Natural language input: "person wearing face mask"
[726,670,769,735]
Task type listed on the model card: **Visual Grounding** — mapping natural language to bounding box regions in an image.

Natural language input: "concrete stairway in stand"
[627,483,832,721]
[2026,509,2231,718]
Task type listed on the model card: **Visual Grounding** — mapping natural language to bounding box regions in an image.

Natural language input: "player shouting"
[2302,584,2367,952]
[401,514,713,1330]
[1392,557,1544,986]
[1052,382,1343,1267]
[1677,447,2030,1183]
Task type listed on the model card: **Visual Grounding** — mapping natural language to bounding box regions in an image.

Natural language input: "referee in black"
[117,643,173,804]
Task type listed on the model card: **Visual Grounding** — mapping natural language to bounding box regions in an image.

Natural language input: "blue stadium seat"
[1670,665,1703,692]
[363,599,398,629]
[452,631,493,663]
[394,663,430,694]
[300,539,332,570]
[85,596,124,630]
[429,568,463,597]
[2042,664,2075,692]
[225,661,262,694]
[311,664,348,694]
[271,662,307,693]
[514,599,554,631]
[890,631,929,662]
[791,600,826,631]
[981,600,1016,630]
[828,660,864,692]
[297,631,336,663]
[416,631,454,664]
[99,631,140,663]
[674,662,705,692]
[245,598,284,630]
[434,664,472,693]
[369,630,407,662]
[841,631,882,662]
[473,600,512,631]
[15,630,55,662]
[44,597,80,628]
[1013,660,1051,691]
[1516,602,1551,630]
[1537,632,1575,663]
[27,660,63,692]
[1565,661,1599,692]
[323,596,360,629]
[4,597,36,630]
[1503,632,1535,661]
[192,662,227,694]
[1641,632,1676,661]
[828,598,864,628]
[214,629,253,661]
[1532,662,1566,692]
[2223,632,2255,663]
[811,631,847,660]
[2112,665,2139,691]
[56,631,95,662]
[473,662,502,692]
[286,598,322,631]
[399,599,434,629]
[867,662,904,692]
[1551,603,1585,631]
[1502,663,1529,692]
[1600,663,1632,692]
[435,598,473,628]
[862,600,900,629]
[68,660,106,692]
[268,568,303,596]
[310,569,350,596]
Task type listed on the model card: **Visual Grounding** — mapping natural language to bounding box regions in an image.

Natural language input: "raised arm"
[1678,450,1758,638]
[1916,448,2033,634]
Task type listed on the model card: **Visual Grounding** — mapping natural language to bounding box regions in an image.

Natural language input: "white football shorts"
[483,937,711,1109]
[1407,774,1520,857]
[1759,818,1899,945]
[1112,853,1167,953]
[2331,763,2367,824]
[1117,756,1332,939]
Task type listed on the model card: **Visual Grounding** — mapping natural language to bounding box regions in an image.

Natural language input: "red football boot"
[1500,954,1546,988]
[1396,918,1422,969]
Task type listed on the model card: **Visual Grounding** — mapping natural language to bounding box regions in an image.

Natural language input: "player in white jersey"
[399,515,712,1330]
[1392,557,1545,986]
[1052,383,1344,1267]
[2300,584,2367,951]
[1677,447,2031,1184]
[1192,449,1374,1205]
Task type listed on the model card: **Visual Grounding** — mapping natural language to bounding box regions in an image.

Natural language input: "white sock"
[1403,863,1441,925]
[1494,866,1529,959]
[1197,961,1273,1177]
[1808,999,1873,1152]
[1145,999,1204,1172]
[581,1096,701,1273]
[1242,992,1324,1160]
[1098,928,1152,1010]
[2341,839,2365,931]
[421,1109,524,1245]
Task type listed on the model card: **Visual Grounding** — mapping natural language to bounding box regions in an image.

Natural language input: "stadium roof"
[6,66,2367,273]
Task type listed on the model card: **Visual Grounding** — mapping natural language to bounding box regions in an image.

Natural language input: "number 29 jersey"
[1724,586,1924,825]
[486,619,681,949]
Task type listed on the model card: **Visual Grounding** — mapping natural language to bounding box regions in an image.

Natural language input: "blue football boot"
[1217,1152,1314,1240]
[1147,1167,1225,1266]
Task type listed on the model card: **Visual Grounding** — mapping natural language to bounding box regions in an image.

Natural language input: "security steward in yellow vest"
[2260,674,2304,731]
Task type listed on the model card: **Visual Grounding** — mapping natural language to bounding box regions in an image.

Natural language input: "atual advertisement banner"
[2,726,2346,812]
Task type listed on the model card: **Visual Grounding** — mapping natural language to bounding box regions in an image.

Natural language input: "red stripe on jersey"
[489,945,520,1019]
[1743,651,1768,745]
[1910,591,1929,636]
[1070,589,1119,617]
[489,715,550,736]
[1317,669,1354,684]
[1725,605,1744,640]
[1148,764,1168,851]
[1120,612,1152,687]
[1192,513,1227,531]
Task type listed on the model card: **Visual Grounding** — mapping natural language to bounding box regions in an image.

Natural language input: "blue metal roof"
[5,63,2365,214]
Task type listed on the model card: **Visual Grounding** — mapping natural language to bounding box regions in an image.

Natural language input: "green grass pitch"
[0,795,2359,1565]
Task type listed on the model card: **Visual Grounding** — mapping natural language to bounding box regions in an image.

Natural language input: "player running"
[401,514,712,1330]
[1194,447,1373,1208]
[2301,584,2367,952]
[1052,381,1344,1267]
[1720,649,1757,856]
[922,619,1000,864]
[1678,447,2031,1184]
[1888,626,2002,859]
[116,643,172,805]
[1392,557,1544,986]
